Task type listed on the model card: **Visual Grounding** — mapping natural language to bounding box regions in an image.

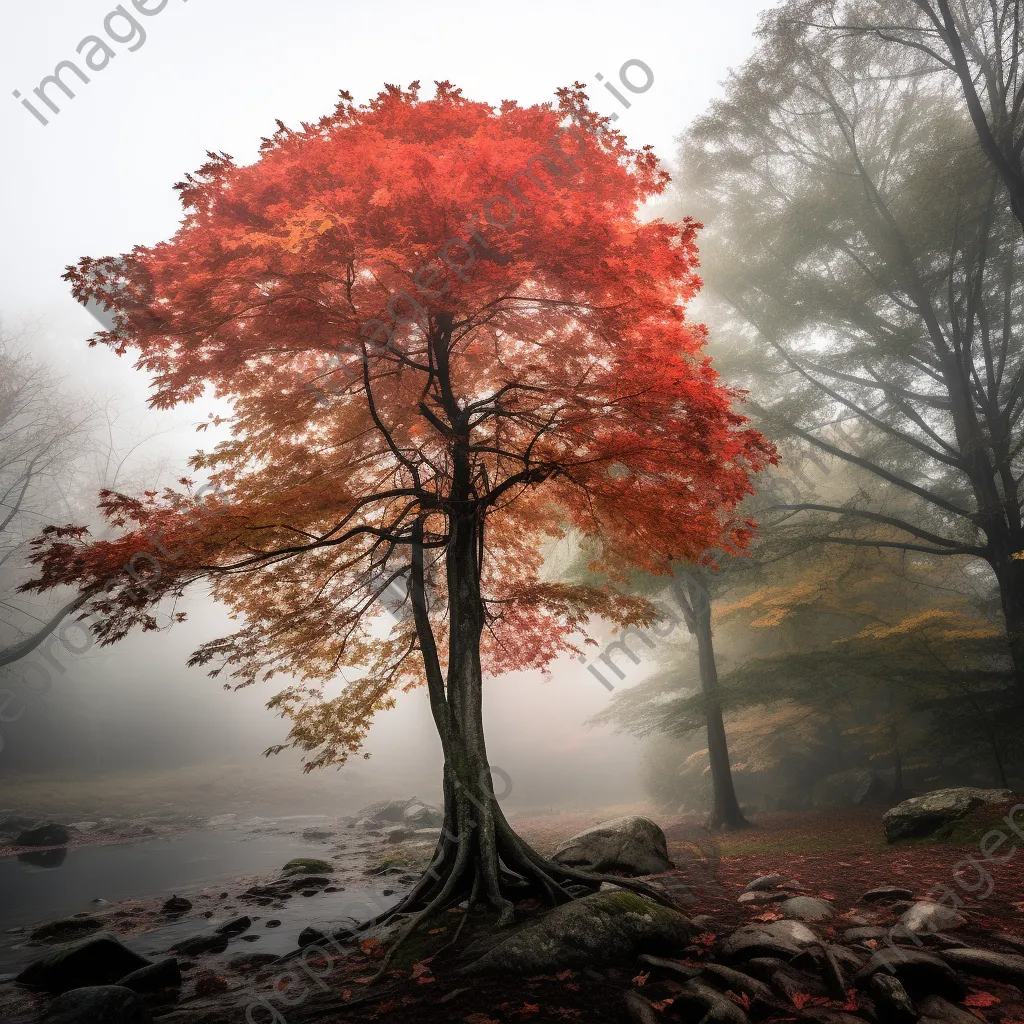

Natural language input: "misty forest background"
[1,0,1023,824]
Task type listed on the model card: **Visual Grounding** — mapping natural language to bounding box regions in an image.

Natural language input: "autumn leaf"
[752,911,782,922]
[651,997,676,1011]
[519,1005,540,1016]
[555,969,575,981]
[697,932,717,947]
[964,991,1000,1008]
[632,971,650,986]
[791,992,812,1009]
[359,938,380,954]
[464,1015,500,1024]
[727,990,751,1009]
[427,926,447,934]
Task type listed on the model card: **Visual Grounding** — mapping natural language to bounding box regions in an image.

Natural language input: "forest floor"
[4,802,1023,1024]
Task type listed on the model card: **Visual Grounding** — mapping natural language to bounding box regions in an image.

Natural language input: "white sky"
[0,0,773,802]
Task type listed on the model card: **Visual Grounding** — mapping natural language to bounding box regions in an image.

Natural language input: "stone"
[461,890,695,974]
[720,921,817,962]
[297,927,326,948]
[745,874,784,892]
[863,886,915,903]
[301,828,333,841]
[844,926,889,943]
[31,918,104,943]
[16,823,70,847]
[882,787,1013,843]
[937,947,1024,987]
[812,768,885,809]
[69,822,98,833]
[168,933,228,956]
[853,948,965,1000]
[869,972,916,1023]
[779,896,834,921]
[676,978,749,1024]
[738,890,790,904]
[552,815,671,877]
[383,825,415,843]
[281,858,333,875]
[17,935,152,993]
[117,958,181,992]
[636,953,701,982]
[900,902,966,934]
[402,802,443,827]
[43,985,149,1023]
[215,916,251,936]
[161,896,192,914]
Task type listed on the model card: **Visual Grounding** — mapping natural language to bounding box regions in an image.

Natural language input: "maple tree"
[25,81,772,937]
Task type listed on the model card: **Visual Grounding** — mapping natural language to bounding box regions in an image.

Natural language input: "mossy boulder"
[462,890,695,974]
[281,857,334,875]
[17,934,151,993]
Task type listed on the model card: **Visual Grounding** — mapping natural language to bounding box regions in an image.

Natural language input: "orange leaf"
[632,971,650,986]
[964,991,1000,1008]
[791,992,812,1009]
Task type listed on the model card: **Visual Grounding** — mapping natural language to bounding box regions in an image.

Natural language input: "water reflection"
[17,848,67,868]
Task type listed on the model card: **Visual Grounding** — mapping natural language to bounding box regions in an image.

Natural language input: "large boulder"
[43,985,150,1024]
[811,769,884,809]
[720,920,818,962]
[17,935,152,993]
[882,787,1013,842]
[552,815,671,877]
[901,901,966,934]
[462,890,695,973]
[16,823,70,847]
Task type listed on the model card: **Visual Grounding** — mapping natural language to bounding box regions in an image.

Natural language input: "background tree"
[678,6,1024,686]
[26,83,772,940]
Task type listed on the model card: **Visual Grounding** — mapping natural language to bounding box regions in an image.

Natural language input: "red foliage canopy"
[29,81,774,767]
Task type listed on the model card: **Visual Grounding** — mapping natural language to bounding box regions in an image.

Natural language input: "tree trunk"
[692,604,749,830]
[992,550,1024,690]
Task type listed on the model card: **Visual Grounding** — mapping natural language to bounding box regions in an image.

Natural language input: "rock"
[636,953,701,982]
[853,948,965,1000]
[383,825,415,843]
[16,823,70,847]
[917,994,983,1024]
[297,927,326,948]
[117,958,181,993]
[900,902,966,934]
[779,896,834,921]
[228,952,280,973]
[863,886,915,903]
[301,828,333,841]
[215,916,251,936]
[194,971,229,996]
[552,816,671,877]
[745,874,784,892]
[281,858,333,875]
[18,935,152,993]
[845,926,889,943]
[32,918,104,943]
[938,947,1024,987]
[827,944,864,970]
[738,890,790,904]
[43,985,149,1023]
[161,896,192,914]
[168,934,228,956]
[799,1012,870,1024]
[402,802,443,827]
[356,798,415,823]
[812,768,885,809]
[69,822,98,833]
[882,788,1013,843]
[265,920,281,928]
[869,972,917,1023]
[461,890,695,974]
[994,932,1024,952]
[720,921,817,962]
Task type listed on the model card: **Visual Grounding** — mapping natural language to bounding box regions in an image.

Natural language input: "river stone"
[779,896,834,921]
[552,815,671,876]
[812,768,884,809]
[745,874,784,891]
[18,935,152,993]
[863,886,915,903]
[383,825,414,843]
[845,926,888,943]
[901,902,966,934]
[462,890,695,974]
[168,933,228,956]
[882,787,1013,842]
[403,801,443,827]
[281,858,333,875]
[214,916,251,936]
[43,985,149,1024]
[853,948,965,999]
[869,972,916,1023]
[117,958,181,992]
[720,921,817,962]
[16,823,70,847]
[938,947,1024,986]
[738,889,790,904]
[161,896,192,914]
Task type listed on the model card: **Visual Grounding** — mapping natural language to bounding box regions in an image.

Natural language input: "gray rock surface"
[900,901,966,934]
[117,958,181,993]
[17,935,151,993]
[16,823,70,847]
[938,947,1024,986]
[552,815,671,877]
[43,985,149,1024]
[779,896,834,921]
[882,787,1013,842]
[462,890,694,973]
